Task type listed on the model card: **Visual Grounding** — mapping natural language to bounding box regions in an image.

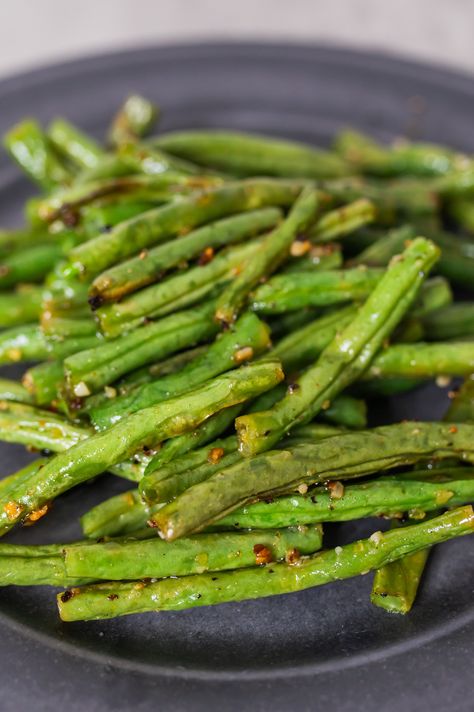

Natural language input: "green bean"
[87,346,208,405]
[251,267,383,314]
[0,401,148,482]
[420,303,474,341]
[0,324,48,364]
[108,95,158,147]
[90,312,270,429]
[0,459,48,498]
[80,201,158,236]
[310,198,375,242]
[151,422,474,540]
[34,173,222,224]
[154,129,349,178]
[0,286,43,327]
[68,179,307,278]
[0,551,90,587]
[81,489,155,538]
[319,177,439,225]
[266,308,319,340]
[48,336,102,361]
[445,377,474,422]
[351,223,474,290]
[281,243,342,273]
[76,147,202,184]
[0,227,55,258]
[90,207,283,303]
[447,197,474,234]
[3,119,71,188]
[41,315,97,340]
[143,405,243,474]
[238,238,440,455]
[0,379,34,404]
[371,517,432,614]
[364,342,474,380]
[142,425,341,505]
[42,266,91,317]
[57,506,474,621]
[64,302,219,396]
[89,465,470,540]
[22,361,65,407]
[350,225,416,266]
[0,359,283,536]
[255,268,449,319]
[0,401,89,452]
[407,276,452,317]
[0,531,159,587]
[48,118,104,169]
[95,239,263,338]
[81,426,338,538]
[436,167,474,195]
[0,243,63,287]
[120,141,207,176]
[215,187,322,325]
[319,394,367,429]
[216,469,474,529]
[335,129,463,177]
[65,525,323,581]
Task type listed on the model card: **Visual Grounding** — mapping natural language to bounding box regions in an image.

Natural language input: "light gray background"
[0,0,473,79]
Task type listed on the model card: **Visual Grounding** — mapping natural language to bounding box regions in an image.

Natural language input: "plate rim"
[1,39,474,99]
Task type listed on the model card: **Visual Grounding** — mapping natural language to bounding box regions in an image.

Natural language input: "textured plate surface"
[0,43,473,712]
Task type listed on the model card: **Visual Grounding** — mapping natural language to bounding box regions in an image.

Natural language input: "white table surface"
[0,0,473,79]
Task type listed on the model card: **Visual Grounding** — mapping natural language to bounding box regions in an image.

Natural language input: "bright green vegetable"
[0,547,90,587]
[84,425,342,539]
[364,341,474,380]
[57,506,474,621]
[371,518,431,614]
[334,129,464,177]
[90,312,270,429]
[33,173,222,225]
[0,359,283,536]
[154,129,349,178]
[85,465,474,539]
[0,401,89,452]
[0,243,63,287]
[142,404,243,474]
[216,469,474,528]
[151,422,474,540]
[90,207,282,303]
[64,302,219,396]
[420,303,474,341]
[237,238,439,456]
[0,324,48,364]
[310,198,376,242]
[215,186,322,325]
[445,377,474,422]
[251,267,383,314]
[108,95,158,147]
[64,525,323,581]
[68,179,307,278]
[3,119,71,188]
[281,243,342,273]
[319,176,438,225]
[48,118,104,169]
[95,238,264,337]
[0,286,43,327]
[0,379,34,404]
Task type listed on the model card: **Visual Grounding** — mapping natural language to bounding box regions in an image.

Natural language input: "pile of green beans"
[0,96,473,622]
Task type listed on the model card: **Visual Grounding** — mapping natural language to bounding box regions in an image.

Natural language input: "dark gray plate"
[0,43,473,712]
